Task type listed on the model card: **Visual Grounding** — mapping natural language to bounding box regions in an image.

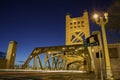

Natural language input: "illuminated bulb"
[30,55,32,58]
[48,51,51,54]
[104,12,108,19]
[75,49,78,52]
[93,13,98,19]
[92,49,94,52]
[62,47,65,50]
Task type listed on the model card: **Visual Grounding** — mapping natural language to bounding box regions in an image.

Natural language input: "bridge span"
[22,44,92,73]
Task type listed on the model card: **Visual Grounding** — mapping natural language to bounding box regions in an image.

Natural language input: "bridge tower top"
[66,10,90,45]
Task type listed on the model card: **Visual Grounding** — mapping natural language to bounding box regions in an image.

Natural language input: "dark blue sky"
[0,0,114,64]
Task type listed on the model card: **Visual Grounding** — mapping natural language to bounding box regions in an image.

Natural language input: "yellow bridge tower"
[6,41,17,69]
[66,10,90,45]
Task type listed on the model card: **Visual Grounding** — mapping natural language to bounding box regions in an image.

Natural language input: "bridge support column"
[37,55,43,69]
[33,56,37,69]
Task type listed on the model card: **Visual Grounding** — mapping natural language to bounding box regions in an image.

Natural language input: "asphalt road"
[0,71,96,80]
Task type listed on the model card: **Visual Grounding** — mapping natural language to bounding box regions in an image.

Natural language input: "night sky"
[0,0,114,64]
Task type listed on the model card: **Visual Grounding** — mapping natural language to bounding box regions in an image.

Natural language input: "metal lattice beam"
[22,44,91,72]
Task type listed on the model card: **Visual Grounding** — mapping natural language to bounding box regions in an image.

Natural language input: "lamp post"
[93,12,113,79]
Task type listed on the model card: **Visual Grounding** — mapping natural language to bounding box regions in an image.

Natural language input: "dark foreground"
[0,70,96,80]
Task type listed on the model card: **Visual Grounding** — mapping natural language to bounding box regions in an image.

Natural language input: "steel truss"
[22,44,91,72]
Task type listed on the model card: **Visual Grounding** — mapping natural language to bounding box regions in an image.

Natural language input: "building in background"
[108,43,120,79]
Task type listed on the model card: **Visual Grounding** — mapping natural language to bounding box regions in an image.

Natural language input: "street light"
[93,12,113,79]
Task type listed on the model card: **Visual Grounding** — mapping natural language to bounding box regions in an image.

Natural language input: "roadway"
[0,70,96,80]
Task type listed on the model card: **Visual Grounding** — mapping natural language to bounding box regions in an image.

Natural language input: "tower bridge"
[0,11,105,79]
[22,11,92,72]
[2,10,120,79]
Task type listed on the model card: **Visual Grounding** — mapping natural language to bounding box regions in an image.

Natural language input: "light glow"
[104,12,108,19]
[93,13,98,19]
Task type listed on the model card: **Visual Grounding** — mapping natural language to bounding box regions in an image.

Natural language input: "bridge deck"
[0,70,96,80]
